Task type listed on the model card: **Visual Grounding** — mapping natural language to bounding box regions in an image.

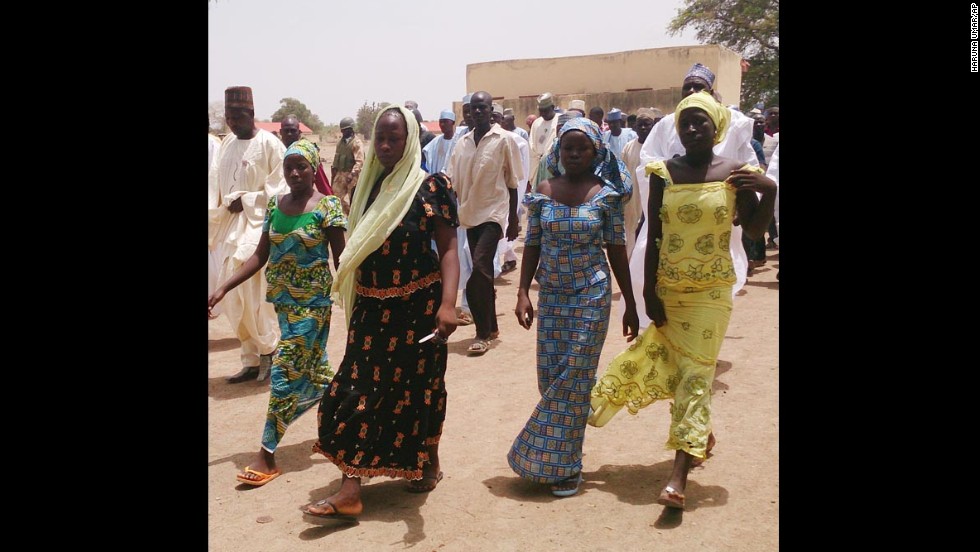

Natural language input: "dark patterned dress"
[314,175,459,480]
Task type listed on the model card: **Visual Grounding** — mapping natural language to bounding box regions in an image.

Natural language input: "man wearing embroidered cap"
[331,116,364,216]
[567,99,586,117]
[602,108,637,160]
[209,86,285,383]
[529,92,559,184]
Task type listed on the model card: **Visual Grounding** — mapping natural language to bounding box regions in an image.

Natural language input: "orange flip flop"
[236,466,281,487]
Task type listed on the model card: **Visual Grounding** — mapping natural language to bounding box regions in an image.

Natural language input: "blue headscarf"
[546,118,631,197]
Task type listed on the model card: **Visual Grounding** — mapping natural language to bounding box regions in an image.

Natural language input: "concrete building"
[457,44,743,122]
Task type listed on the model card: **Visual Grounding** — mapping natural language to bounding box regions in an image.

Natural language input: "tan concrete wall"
[465,44,742,112]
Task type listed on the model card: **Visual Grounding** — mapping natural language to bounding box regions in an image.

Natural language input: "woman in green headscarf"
[589,92,776,510]
[303,106,461,520]
[209,139,348,487]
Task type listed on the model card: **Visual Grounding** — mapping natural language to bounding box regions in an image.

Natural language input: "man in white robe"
[618,108,662,259]
[601,108,638,160]
[528,92,559,185]
[422,109,459,175]
[208,130,223,316]
[496,114,530,274]
[625,64,760,328]
[767,143,779,281]
[209,86,285,383]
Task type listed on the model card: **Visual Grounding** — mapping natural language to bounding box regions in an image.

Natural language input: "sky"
[208,0,702,125]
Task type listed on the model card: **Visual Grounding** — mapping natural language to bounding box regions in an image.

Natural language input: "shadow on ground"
[298,477,432,545]
[208,438,325,483]
[481,459,727,526]
[208,373,274,400]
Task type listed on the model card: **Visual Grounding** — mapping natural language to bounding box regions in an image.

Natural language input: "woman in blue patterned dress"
[209,139,347,487]
[508,118,639,497]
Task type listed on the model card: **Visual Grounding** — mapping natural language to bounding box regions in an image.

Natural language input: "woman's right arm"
[515,245,541,330]
[644,174,667,327]
[208,232,270,315]
[515,193,544,330]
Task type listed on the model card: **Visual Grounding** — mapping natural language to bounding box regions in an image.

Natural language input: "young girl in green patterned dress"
[209,139,347,486]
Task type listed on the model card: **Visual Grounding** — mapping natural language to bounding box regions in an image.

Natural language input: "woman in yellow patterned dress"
[588,92,776,510]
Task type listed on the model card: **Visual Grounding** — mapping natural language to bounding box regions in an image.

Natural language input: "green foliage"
[668,0,779,110]
[355,101,391,140]
[270,98,326,136]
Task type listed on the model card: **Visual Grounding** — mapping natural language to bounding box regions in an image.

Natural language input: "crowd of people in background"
[208,61,778,520]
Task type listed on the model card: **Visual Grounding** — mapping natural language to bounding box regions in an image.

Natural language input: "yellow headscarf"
[331,105,424,329]
[674,91,730,145]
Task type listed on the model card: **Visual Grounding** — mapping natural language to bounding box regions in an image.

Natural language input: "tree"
[208,101,228,133]
[270,98,326,136]
[668,0,779,110]
[355,101,391,140]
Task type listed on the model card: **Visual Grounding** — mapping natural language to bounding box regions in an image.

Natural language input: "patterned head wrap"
[547,118,631,197]
[675,91,730,145]
[284,138,320,172]
[684,63,716,88]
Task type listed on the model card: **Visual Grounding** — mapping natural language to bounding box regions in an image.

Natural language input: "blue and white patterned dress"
[507,185,626,483]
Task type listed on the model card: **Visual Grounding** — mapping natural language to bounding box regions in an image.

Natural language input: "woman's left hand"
[622,308,639,342]
[727,169,777,196]
[434,304,458,341]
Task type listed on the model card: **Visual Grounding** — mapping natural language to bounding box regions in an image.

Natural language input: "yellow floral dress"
[588,160,763,459]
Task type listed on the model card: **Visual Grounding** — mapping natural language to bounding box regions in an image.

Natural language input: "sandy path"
[208,244,779,551]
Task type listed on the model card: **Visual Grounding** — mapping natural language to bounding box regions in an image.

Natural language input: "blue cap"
[462,94,472,105]
[439,109,456,121]
[685,63,716,87]
[606,108,623,121]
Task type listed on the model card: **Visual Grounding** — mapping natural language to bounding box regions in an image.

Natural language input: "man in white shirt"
[446,91,522,356]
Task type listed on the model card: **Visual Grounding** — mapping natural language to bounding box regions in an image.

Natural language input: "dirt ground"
[208,239,779,551]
